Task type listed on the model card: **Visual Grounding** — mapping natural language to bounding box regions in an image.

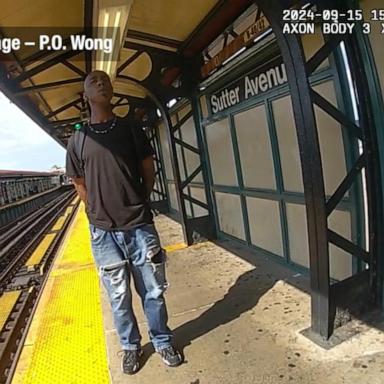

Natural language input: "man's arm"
[140,155,155,200]
[72,177,88,206]
[66,133,87,204]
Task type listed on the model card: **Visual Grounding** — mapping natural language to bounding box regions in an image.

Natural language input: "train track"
[0,188,79,383]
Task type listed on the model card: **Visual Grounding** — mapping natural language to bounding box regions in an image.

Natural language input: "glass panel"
[205,119,238,186]
[168,182,178,211]
[215,192,245,240]
[273,96,304,193]
[234,105,276,190]
[190,187,208,217]
[328,210,353,281]
[286,203,309,267]
[313,81,347,197]
[246,197,283,256]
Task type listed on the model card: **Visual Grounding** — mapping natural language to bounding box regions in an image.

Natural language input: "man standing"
[66,70,182,375]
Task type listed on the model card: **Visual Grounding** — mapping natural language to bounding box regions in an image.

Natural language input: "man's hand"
[140,156,155,200]
[72,177,88,206]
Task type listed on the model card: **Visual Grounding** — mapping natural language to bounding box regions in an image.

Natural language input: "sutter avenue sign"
[208,58,287,114]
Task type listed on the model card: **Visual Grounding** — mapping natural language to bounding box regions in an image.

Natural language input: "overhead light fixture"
[167,98,177,108]
[105,10,121,75]
[222,47,246,66]
[103,11,110,30]
[95,2,133,79]
[253,29,272,43]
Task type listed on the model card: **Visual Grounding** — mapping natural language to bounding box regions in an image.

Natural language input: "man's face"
[84,71,113,105]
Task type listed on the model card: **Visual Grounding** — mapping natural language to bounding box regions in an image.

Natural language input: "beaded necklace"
[88,115,117,134]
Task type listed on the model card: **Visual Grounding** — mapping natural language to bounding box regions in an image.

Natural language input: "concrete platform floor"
[102,214,384,384]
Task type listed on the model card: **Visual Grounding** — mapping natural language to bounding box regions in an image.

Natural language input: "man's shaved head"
[84,70,110,88]
[83,70,113,106]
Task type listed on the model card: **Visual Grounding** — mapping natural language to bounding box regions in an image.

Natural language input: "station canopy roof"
[0,0,256,146]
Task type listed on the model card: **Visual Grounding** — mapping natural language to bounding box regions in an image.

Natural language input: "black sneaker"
[158,346,183,367]
[121,349,143,375]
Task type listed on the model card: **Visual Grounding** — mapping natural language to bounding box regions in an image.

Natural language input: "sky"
[0,92,66,172]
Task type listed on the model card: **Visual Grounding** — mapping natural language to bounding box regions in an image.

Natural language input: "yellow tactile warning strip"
[53,201,77,231]
[51,215,66,231]
[25,202,78,269]
[164,242,188,253]
[12,203,110,384]
[64,206,73,216]
[24,234,56,269]
[0,291,21,331]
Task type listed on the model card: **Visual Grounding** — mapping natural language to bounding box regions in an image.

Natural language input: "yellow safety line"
[64,206,73,216]
[51,216,66,232]
[12,203,110,384]
[0,291,21,331]
[164,242,188,253]
[25,234,56,269]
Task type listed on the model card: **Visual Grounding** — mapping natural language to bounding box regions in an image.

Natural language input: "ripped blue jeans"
[89,223,173,351]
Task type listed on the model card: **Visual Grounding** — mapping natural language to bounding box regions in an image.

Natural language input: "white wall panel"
[234,105,276,190]
[246,197,283,256]
[190,187,208,217]
[206,119,238,186]
[180,116,198,147]
[286,202,353,278]
[313,81,347,197]
[286,203,309,268]
[273,96,304,193]
[215,192,245,240]
[167,182,179,211]
[328,210,353,281]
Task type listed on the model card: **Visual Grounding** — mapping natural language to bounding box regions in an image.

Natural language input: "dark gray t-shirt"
[65,117,154,230]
